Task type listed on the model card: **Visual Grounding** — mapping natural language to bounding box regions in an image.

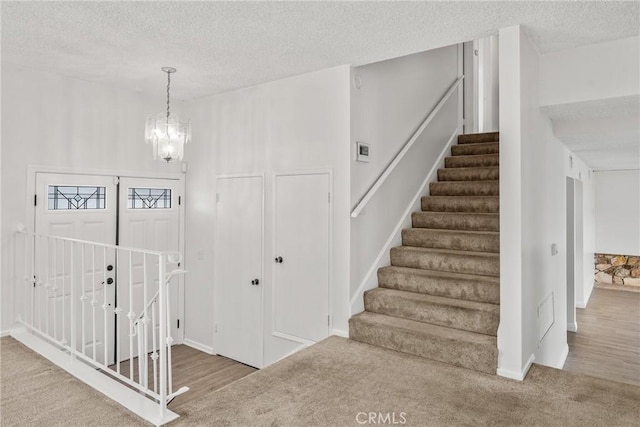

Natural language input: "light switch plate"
[356,142,370,162]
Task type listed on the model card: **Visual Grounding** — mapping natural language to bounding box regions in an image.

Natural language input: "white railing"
[351,75,464,218]
[11,229,188,425]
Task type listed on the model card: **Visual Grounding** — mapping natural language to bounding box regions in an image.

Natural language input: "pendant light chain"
[166,71,171,121]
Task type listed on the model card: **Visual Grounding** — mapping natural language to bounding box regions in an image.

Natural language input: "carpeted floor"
[2,335,639,426]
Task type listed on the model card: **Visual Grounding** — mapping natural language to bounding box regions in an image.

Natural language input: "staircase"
[349,131,500,374]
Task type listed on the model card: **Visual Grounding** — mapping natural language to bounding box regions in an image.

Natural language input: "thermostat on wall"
[356,142,370,162]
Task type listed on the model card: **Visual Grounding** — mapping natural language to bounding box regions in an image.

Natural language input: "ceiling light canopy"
[145,67,191,163]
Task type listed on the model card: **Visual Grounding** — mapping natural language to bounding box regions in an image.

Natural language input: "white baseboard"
[567,322,577,332]
[557,344,570,369]
[331,329,348,338]
[0,330,11,338]
[497,353,535,381]
[183,338,214,355]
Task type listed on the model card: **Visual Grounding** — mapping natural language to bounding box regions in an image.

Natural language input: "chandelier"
[145,67,191,162]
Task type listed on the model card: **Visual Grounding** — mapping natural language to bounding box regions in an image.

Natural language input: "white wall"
[350,45,461,308]
[499,26,585,378]
[0,63,182,333]
[183,66,351,365]
[540,36,640,106]
[594,170,640,256]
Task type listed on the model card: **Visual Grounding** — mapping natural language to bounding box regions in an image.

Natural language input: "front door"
[34,172,182,365]
[117,177,181,362]
[35,172,118,365]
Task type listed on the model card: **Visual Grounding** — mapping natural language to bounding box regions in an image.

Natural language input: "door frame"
[566,176,582,333]
[271,169,333,346]
[212,172,265,366]
[27,164,186,345]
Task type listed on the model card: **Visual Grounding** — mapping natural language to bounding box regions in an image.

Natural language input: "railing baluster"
[53,239,58,341]
[128,250,134,382]
[91,245,97,361]
[165,276,173,396]
[70,241,76,358]
[29,234,35,327]
[81,243,86,357]
[158,254,167,415]
[104,247,109,368]
[61,240,66,345]
[36,235,43,332]
[45,237,50,337]
[152,296,158,394]
[142,253,149,391]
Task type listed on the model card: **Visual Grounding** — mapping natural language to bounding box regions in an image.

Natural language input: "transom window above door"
[47,185,106,210]
[128,188,172,209]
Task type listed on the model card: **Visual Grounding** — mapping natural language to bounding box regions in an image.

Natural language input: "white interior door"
[35,172,117,365]
[214,175,263,368]
[273,172,330,344]
[117,177,181,362]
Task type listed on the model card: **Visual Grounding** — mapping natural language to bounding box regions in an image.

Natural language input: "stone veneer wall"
[594,254,640,288]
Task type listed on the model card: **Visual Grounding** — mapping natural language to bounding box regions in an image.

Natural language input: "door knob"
[275,256,283,264]
[106,265,114,271]
[251,279,260,286]
[106,278,114,285]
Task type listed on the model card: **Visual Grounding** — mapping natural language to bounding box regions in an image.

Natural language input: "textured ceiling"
[542,96,640,171]
[2,1,639,100]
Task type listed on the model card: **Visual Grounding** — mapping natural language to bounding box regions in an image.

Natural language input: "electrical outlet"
[551,243,558,256]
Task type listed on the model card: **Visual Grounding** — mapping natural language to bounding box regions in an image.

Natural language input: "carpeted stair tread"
[430,180,499,196]
[437,167,499,182]
[364,288,499,336]
[421,196,499,213]
[457,132,499,144]
[402,228,499,252]
[378,266,500,304]
[412,211,499,231]
[451,142,499,156]
[391,246,500,277]
[349,311,497,374]
[349,131,501,375]
[445,154,499,168]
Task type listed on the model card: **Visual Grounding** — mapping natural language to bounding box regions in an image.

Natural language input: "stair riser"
[445,155,499,168]
[378,268,500,304]
[412,213,499,232]
[451,143,499,156]
[349,317,497,374]
[421,197,499,214]
[390,248,500,277]
[402,229,499,253]
[430,181,499,196]
[364,291,499,336]
[458,132,499,145]
[437,168,499,182]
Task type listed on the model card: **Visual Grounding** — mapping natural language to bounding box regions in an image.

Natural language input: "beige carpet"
[2,336,639,426]
[0,336,142,426]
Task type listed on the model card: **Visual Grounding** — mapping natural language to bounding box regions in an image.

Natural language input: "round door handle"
[106,278,114,285]
[251,279,260,286]
[275,256,283,264]
[106,265,114,271]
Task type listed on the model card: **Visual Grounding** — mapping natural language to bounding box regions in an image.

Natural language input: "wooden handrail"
[351,75,464,218]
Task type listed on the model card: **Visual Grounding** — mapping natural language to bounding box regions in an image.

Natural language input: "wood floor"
[564,287,640,386]
[112,345,257,411]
